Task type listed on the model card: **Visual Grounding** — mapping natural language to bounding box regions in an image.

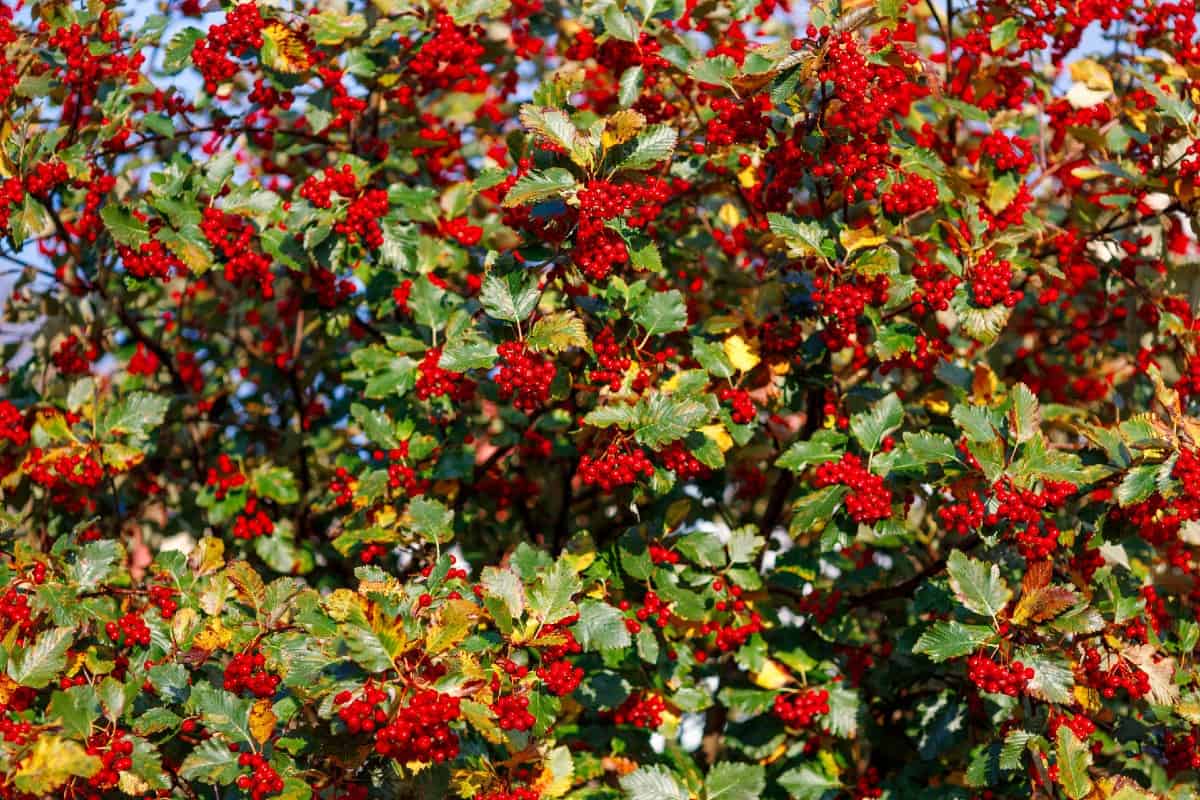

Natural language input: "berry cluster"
[201,207,275,299]
[966,653,1033,696]
[881,172,938,216]
[334,683,390,734]
[235,751,284,800]
[374,691,461,763]
[1077,647,1151,700]
[191,2,265,93]
[416,347,473,402]
[223,650,280,698]
[969,253,1023,308]
[579,440,655,491]
[612,692,667,729]
[232,495,274,540]
[536,659,584,697]
[812,453,893,523]
[773,688,830,728]
[0,400,28,447]
[494,342,555,412]
[491,694,536,731]
[106,611,151,649]
[206,454,247,500]
[717,387,757,424]
[83,728,134,791]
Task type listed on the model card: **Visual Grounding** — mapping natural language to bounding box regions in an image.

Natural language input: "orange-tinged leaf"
[13,736,102,794]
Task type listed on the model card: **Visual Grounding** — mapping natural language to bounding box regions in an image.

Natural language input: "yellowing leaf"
[839,227,886,254]
[738,165,758,188]
[193,618,232,651]
[751,659,794,689]
[723,335,761,373]
[700,423,733,453]
[118,772,152,795]
[532,745,575,798]
[718,202,742,228]
[426,598,480,654]
[13,736,101,794]
[1069,59,1113,91]
[250,698,276,744]
[602,109,646,148]
[324,588,365,622]
[261,23,311,73]
[190,536,225,576]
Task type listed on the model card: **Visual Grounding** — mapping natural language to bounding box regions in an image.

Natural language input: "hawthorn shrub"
[2,0,1200,798]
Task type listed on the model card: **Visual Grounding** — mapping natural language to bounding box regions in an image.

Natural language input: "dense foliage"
[1,0,1200,796]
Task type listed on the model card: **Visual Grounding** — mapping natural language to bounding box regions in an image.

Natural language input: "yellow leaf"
[717,202,742,228]
[1069,165,1106,180]
[119,771,152,795]
[839,227,886,254]
[1069,59,1113,91]
[723,335,761,373]
[738,165,758,188]
[189,537,225,576]
[700,424,733,453]
[751,659,794,689]
[602,109,646,148]
[250,698,276,744]
[193,618,232,651]
[13,736,101,795]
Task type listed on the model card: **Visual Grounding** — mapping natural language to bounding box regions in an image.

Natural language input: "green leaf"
[902,431,958,465]
[502,168,577,207]
[778,763,840,800]
[633,289,687,336]
[705,763,765,800]
[915,692,966,760]
[100,204,150,247]
[528,560,582,624]
[603,5,639,40]
[619,65,644,107]
[1000,730,1037,770]
[676,531,726,568]
[69,540,121,591]
[573,600,632,652]
[163,27,204,73]
[8,626,73,688]
[617,125,678,171]
[777,431,845,471]
[48,685,100,738]
[351,403,398,448]
[689,55,737,90]
[619,765,689,800]
[519,106,594,170]
[1018,647,1075,704]
[252,465,300,505]
[913,621,994,662]
[634,393,716,448]
[789,485,847,534]
[1055,728,1093,800]
[850,393,903,453]
[1009,383,1041,444]
[101,392,170,438]
[405,497,454,544]
[946,550,1011,619]
[480,270,540,323]
[179,738,241,784]
[1116,464,1159,507]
